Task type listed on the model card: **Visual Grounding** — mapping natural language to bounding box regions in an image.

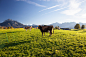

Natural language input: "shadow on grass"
[0,33,6,35]
[4,40,31,47]
[79,31,86,33]
[71,29,82,31]
[6,31,24,34]
[7,32,15,33]
[0,31,24,35]
[72,30,79,31]
[0,44,5,49]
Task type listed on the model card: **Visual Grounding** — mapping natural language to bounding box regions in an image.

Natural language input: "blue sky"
[0,0,86,25]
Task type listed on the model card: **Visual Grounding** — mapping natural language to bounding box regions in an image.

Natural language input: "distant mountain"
[50,22,86,29]
[0,19,27,28]
[31,24,38,28]
[0,19,86,29]
[49,22,60,27]
[27,24,38,28]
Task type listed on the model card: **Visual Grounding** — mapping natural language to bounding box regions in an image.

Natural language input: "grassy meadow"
[0,28,86,57]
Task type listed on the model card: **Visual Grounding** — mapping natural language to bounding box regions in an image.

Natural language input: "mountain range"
[0,19,86,29]
[50,22,86,29]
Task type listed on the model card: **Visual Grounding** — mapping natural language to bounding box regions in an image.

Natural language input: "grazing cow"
[58,26,60,30]
[24,26,32,31]
[38,25,54,36]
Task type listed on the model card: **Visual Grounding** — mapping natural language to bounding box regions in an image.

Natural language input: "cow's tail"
[52,28,54,34]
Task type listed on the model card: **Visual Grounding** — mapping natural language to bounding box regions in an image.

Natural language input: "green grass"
[0,28,86,57]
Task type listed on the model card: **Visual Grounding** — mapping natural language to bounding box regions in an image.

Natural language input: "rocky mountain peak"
[4,19,13,22]
[0,19,26,28]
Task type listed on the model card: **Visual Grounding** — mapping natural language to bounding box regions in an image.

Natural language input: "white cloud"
[61,0,86,20]
[41,7,66,15]
[61,0,82,15]
[54,7,66,11]
[69,0,81,9]
[45,7,67,14]
[76,13,86,18]
[39,5,60,12]
[40,0,86,23]
[16,0,46,7]
[81,13,86,18]
[62,8,82,15]
[40,0,86,17]
[27,0,46,7]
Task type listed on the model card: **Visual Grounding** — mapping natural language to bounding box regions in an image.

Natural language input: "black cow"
[38,25,54,36]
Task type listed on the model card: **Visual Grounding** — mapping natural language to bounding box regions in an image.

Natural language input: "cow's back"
[41,26,53,32]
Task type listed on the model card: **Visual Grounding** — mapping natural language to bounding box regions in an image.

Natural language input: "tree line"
[0,26,14,29]
[74,24,85,29]
[54,24,86,29]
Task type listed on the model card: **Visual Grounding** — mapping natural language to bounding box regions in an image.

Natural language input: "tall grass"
[0,28,86,57]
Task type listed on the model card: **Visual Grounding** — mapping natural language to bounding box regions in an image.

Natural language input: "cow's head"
[38,25,41,29]
[30,26,32,29]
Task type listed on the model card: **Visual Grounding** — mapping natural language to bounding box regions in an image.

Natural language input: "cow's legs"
[49,30,52,36]
[51,30,52,34]
[49,30,51,36]
[30,28,31,31]
[26,29,27,31]
[42,32,43,36]
[49,31,51,36]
